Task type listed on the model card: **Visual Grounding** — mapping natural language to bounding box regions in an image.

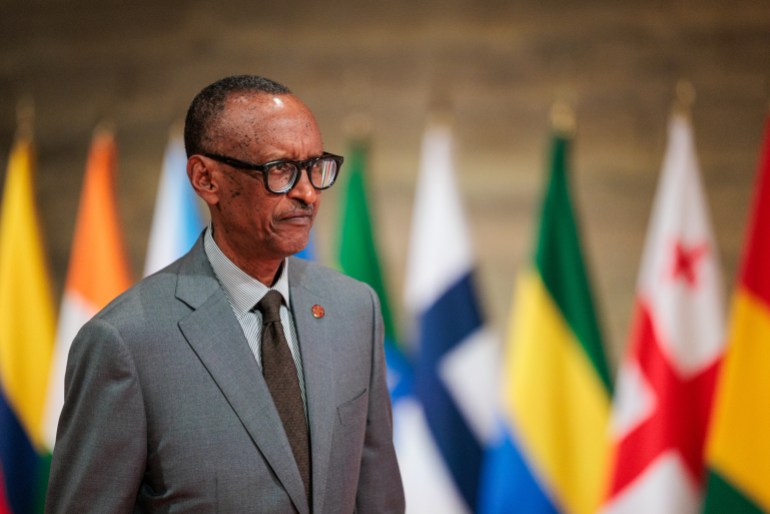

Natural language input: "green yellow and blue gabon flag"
[0,134,56,514]
[703,115,770,514]
[479,127,612,514]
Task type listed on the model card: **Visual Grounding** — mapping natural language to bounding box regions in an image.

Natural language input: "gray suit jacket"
[46,239,404,514]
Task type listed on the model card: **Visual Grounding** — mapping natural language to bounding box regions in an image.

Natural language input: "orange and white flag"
[42,128,133,449]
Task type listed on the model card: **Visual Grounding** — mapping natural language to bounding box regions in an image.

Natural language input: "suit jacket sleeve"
[45,318,147,514]
[356,286,406,513]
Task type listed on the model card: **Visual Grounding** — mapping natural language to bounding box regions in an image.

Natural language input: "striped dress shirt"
[203,228,308,415]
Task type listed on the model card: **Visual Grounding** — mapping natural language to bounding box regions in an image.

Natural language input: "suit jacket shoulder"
[288,256,377,302]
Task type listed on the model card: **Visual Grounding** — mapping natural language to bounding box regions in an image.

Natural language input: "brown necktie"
[256,290,311,503]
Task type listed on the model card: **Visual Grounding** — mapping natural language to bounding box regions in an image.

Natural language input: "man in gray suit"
[46,75,405,514]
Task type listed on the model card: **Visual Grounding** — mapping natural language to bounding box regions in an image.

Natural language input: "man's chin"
[266,224,313,257]
[280,236,311,258]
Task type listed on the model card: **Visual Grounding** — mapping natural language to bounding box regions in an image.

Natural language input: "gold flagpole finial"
[93,119,117,139]
[550,100,576,136]
[674,80,696,117]
[169,118,184,139]
[343,111,373,140]
[16,96,35,140]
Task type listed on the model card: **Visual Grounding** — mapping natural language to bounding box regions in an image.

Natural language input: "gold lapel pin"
[311,304,325,319]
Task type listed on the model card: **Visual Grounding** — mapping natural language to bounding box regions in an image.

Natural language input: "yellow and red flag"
[703,115,770,514]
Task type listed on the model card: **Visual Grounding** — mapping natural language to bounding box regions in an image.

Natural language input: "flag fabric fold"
[703,115,770,514]
[402,120,497,513]
[42,129,133,452]
[479,128,612,514]
[0,135,56,514]
[143,132,204,277]
[602,112,725,513]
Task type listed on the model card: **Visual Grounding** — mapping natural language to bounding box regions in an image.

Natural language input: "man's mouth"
[278,209,314,223]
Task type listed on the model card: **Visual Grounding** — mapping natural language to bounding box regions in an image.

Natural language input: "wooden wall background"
[1,0,769,365]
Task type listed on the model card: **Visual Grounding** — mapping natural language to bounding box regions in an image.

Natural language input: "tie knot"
[256,290,283,324]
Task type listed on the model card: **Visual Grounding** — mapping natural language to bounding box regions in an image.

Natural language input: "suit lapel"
[290,259,336,514]
[175,242,310,514]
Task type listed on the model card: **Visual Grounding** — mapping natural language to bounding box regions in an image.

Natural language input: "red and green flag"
[702,115,770,514]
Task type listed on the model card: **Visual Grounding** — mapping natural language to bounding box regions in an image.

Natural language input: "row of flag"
[0,128,203,514]
[0,103,768,514]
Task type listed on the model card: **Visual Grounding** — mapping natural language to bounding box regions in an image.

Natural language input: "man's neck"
[243,259,284,287]
[219,249,283,287]
[210,226,284,287]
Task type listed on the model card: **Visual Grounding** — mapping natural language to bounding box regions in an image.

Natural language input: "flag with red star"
[601,112,725,513]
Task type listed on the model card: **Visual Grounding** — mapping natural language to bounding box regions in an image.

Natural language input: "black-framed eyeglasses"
[203,151,344,194]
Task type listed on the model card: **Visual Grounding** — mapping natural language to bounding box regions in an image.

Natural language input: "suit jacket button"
[311,304,325,318]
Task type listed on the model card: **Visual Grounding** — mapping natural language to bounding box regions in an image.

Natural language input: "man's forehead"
[225,91,298,112]
[214,91,321,151]
[220,92,314,127]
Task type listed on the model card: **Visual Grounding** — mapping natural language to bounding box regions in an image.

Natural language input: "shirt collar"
[203,226,291,316]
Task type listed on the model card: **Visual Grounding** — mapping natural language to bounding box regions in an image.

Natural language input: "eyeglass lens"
[266,157,338,193]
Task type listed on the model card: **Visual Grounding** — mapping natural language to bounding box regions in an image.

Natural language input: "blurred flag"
[293,137,318,261]
[602,112,725,513]
[479,123,612,514]
[294,230,317,260]
[0,468,9,514]
[335,138,412,403]
[42,128,133,451]
[402,119,497,513]
[703,115,770,514]
[0,133,56,513]
[143,132,204,276]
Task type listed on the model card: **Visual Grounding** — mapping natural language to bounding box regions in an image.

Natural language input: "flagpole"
[16,96,35,141]
[343,111,373,141]
[427,81,453,128]
[93,119,116,139]
[674,79,696,118]
[169,118,184,140]
[550,100,576,136]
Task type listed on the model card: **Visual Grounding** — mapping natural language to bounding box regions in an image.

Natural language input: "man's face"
[203,92,324,264]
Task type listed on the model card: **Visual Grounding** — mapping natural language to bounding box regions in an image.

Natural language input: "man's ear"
[187,155,219,206]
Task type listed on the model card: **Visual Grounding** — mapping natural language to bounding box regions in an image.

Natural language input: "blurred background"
[3,1,770,513]
[2,0,768,364]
